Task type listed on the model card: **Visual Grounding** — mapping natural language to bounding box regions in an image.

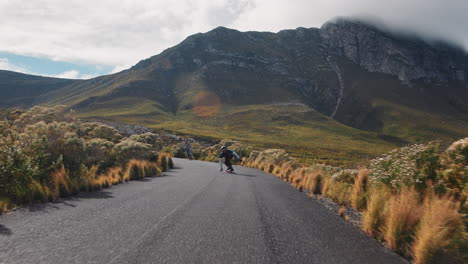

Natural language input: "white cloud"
[0,0,467,71]
[48,70,80,79]
[111,64,130,74]
[0,58,95,79]
[42,70,97,79]
[0,58,28,73]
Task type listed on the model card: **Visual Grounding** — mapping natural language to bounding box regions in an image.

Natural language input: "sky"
[0,0,467,79]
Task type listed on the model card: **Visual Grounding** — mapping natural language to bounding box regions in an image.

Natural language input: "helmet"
[221,146,227,150]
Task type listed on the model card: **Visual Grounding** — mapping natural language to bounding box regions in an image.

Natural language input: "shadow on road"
[26,190,114,213]
[0,224,12,236]
[232,173,256,177]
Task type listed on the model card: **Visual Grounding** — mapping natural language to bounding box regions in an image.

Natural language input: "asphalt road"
[0,159,406,264]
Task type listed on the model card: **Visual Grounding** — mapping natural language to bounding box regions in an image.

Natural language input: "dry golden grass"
[28,180,50,203]
[0,199,10,213]
[43,159,164,204]
[272,166,281,176]
[412,195,464,264]
[338,206,347,218]
[291,168,305,191]
[268,164,275,174]
[303,170,322,194]
[256,161,264,171]
[279,162,293,180]
[263,162,272,173]
[0,156,168,213]
[382,187,422,254]
[158,153,169,172]
[351,169,369,210]
[241,146,467,262]
[106,167,124,185]
[362,186,391,237]
[321,175,332,197]
[51,165,70,199]
[123,160,162,181]
[323,181,353,205]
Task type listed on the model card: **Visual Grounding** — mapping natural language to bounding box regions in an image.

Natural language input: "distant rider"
[219,146,240,172]
[184,139,193,160]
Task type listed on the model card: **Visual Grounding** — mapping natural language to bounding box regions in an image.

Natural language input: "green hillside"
[1,19,468,166]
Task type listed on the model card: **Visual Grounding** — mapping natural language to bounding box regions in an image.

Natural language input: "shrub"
[13,106,72,129]
[114,140,151,165]
[368,142,441,191]
[0,106,177,212]
[331,169,358,184]
[85,138,115,172]
[78,122,122,142]
[172,144,186,158]
[437,138,468,201]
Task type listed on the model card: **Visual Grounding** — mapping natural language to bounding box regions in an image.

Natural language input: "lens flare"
[192,91,221,117]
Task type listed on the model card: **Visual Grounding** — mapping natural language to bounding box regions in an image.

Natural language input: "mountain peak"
[208,26,238,33]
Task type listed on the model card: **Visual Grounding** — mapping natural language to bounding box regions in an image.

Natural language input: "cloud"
[0,58,95,79]
[48,70,79,79]
[42,70,96,79]
[0,58,28,73]
[0,0,466,71]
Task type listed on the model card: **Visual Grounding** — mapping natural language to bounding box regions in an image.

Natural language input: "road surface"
[0,159,406,264]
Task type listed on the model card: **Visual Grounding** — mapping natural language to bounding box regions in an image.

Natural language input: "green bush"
[331,169,358,184]
[368,142,441,191]
[114,140,151,165]
[0,106,175,210]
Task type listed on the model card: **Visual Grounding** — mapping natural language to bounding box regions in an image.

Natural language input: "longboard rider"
[219,146,240,173]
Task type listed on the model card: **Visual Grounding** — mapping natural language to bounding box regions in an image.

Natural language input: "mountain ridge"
[1,18,467,165]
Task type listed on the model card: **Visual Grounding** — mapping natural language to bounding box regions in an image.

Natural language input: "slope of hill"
[1,18,467,166]
[0,70,80,107]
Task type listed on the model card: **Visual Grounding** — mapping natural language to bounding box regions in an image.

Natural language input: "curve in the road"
[0,158,407,264]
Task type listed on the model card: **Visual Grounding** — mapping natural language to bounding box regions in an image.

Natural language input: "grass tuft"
[350,169,369,210]
[362,186,391,237]
[412,194,464,264]
[0,198,11,213]
[338,206,347,218]
[51,166,70,199]
[382,187,422,254]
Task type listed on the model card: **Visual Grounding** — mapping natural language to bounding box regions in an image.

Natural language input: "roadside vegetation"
[0,106,173,213]
[242,139,467,263]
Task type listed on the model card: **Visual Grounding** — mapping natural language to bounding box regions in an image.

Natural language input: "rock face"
[118,18,467,129]
[320,18,468,85]
[1,18,468,132]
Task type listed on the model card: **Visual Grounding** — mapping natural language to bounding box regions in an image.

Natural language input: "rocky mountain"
[1,18,467,164]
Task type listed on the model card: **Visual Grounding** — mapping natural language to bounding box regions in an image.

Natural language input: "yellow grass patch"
[382,187,422,254]
[350,169,369,210]
[412,195,464,264]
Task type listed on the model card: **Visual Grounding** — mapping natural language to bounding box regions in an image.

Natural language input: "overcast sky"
[0,0,467,78]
